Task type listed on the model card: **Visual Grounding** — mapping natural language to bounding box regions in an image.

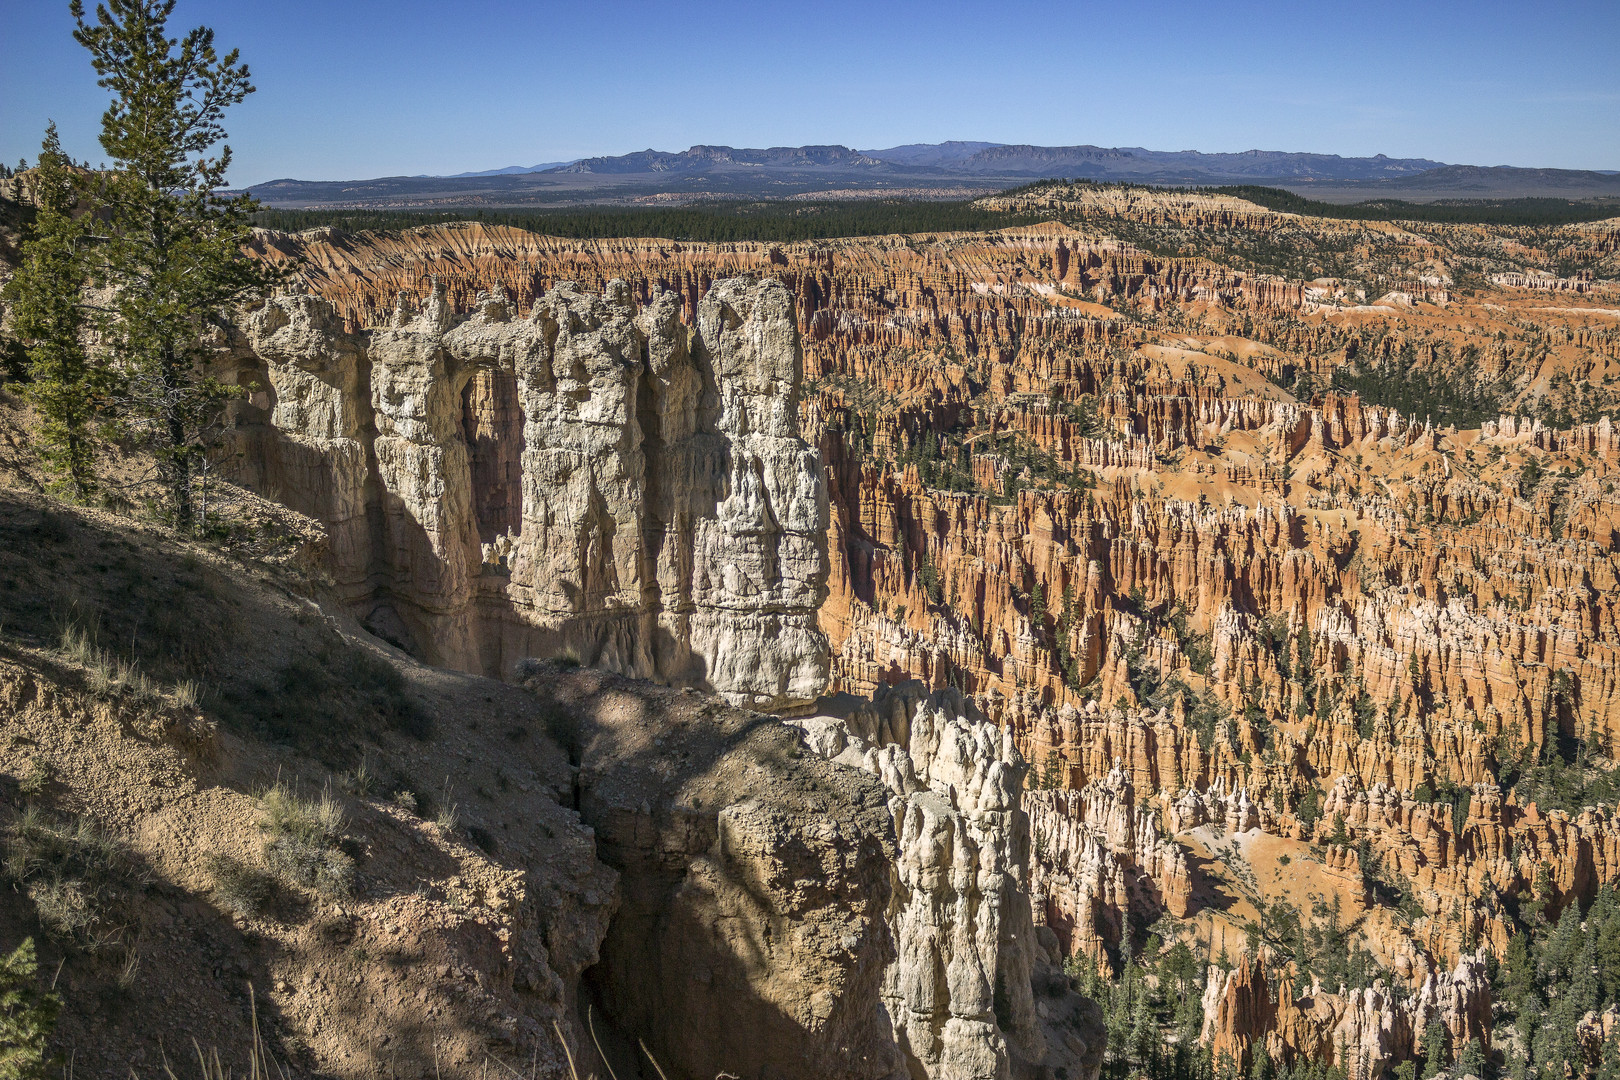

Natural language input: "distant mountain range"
[441,160,575,179]
[860,142,1447,181]
[556,144,883,174]
[244,142,1620,210]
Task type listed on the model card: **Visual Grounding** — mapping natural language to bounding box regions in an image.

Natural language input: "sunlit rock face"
[229,275,829,712]
[792,682,1105,1080]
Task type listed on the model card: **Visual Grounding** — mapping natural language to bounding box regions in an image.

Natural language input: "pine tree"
[1419,1017,1449,1079]
[70,0,280,530]
[0,938,60,1080]
[1455,1038,1486,1080]
[2,125,106,501]
[1598,1028,1620,1080]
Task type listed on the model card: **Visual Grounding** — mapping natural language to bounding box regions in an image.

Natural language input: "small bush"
[3,809,142,951]
[16,759,51,798]
[203,853,276,917]
[259,785,354,898]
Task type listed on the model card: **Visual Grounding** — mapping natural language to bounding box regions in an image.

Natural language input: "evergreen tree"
[70,0,279,529]
[0,939,60,1080]
[1419,1018,1449,1079]
[1454,1038,1485,1080]
[1598,1028,1620,1080]
[2,125,107,501]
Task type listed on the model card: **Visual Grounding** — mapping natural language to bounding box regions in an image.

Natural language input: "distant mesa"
[856,140,1008,166]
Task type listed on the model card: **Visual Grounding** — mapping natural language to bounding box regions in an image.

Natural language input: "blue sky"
[2,0,1616,185]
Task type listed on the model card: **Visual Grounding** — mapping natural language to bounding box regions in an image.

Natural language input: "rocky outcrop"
[1025,764,1193,962]
[792,682,1105,1080]
[1201,952,1492,1080]
[229,276,829,712]
[528,662,903,1080]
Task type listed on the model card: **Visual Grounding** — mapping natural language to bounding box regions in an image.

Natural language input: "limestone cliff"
[227,276,829,712]
[229,191,1620,1076]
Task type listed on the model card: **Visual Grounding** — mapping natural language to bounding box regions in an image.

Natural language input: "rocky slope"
[0,491,619,1079]
[0,486,1103,1080]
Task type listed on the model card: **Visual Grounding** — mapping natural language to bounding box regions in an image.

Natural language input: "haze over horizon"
[2,0,1617,187]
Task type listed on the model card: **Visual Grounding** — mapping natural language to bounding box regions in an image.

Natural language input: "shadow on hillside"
[0,769,301,1077]
[0,492,433,773]
[1182,846,1238,918]
[0,490,886,1078]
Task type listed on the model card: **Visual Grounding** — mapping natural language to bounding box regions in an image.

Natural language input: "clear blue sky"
[2,0,1616,185]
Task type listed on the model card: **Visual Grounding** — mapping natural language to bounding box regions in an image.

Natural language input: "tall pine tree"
[71,0,278,529]
[2,125,106,501]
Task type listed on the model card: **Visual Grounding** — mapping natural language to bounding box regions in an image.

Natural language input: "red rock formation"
[1201,953,1491,1080]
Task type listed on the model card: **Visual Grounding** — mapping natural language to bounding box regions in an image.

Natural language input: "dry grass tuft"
[56,614,203,710]
[3,807,143,951]
[258,784,354,898]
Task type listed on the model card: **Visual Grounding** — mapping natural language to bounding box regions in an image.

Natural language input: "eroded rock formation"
[226,190,1620,1075]
[1201,952,1492,1080]
[228,276,828,712]
[793,682,1105,1080]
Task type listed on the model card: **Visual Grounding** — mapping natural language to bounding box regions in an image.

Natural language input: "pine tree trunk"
[162,345,193,530]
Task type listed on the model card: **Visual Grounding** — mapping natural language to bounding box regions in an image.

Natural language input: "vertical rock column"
[235,288,374,594]
[504,281,653,677]
[689,278,832,711]
[365,285,484,666]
